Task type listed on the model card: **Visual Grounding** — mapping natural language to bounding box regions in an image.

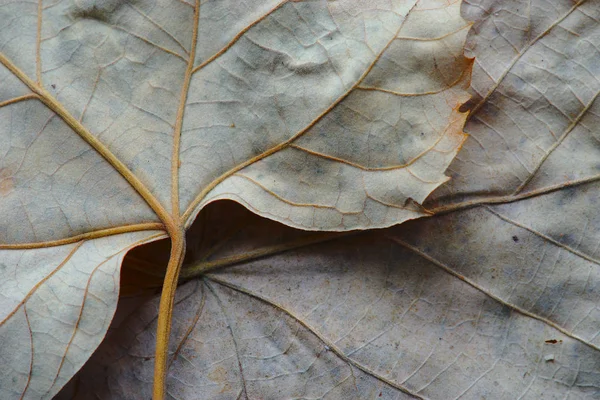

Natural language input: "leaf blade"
[0,231,164,399]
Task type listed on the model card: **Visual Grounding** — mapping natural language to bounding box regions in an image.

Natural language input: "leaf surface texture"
[0,0,471,397]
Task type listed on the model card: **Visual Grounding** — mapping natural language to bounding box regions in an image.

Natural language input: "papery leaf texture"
[58,0,600,398]
[0,0,472,398]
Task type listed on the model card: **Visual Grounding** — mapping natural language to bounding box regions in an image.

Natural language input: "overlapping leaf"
[60,199,600,399]
[434,0,600,203]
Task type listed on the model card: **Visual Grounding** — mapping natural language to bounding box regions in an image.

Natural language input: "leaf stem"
[153,230,186,400]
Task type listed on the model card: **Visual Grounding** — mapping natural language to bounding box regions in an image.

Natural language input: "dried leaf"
[0,0,470,397]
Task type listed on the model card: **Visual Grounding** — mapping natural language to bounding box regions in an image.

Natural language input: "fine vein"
[467,0,587,119]
[207,276,426,400]
[390,237,600,353]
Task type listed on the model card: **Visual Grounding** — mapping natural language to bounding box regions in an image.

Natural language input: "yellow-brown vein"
[287,118,451,172]
[171,0,199,217]
[112,26,188,62]
[0,223,165,250]
[0,93,40,108]
[356,61,471,97]
[229,174,414,214]
[168,281,206,369]
[128,3,190,56]
[394,23,471,42]
[45,253,119,396]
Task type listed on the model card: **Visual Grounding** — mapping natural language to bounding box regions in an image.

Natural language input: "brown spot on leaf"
[0,178,14,196]
[208,366,228,383]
